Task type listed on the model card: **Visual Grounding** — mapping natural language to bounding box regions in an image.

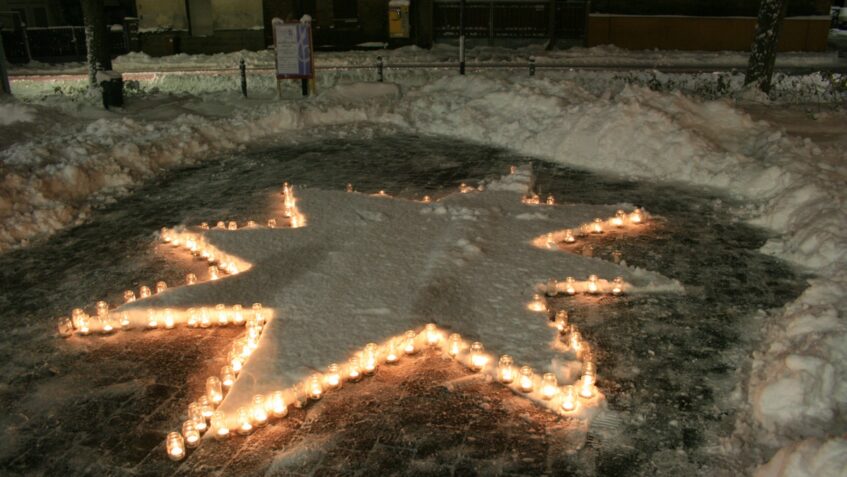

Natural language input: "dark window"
[32,7,49,27]
[333,0,358,19]
[11,8,27,27]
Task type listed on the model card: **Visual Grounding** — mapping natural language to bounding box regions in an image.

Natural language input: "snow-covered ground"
[1,46,846,475]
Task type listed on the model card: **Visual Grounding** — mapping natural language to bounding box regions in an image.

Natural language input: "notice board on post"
[272,18,314,79]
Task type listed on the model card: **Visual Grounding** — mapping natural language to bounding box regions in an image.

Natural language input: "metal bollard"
[529,57,535,77]
[239,59,247,97]
[377,56,384,83]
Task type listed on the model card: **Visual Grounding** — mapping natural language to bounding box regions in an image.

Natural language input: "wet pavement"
[0,133,806,476]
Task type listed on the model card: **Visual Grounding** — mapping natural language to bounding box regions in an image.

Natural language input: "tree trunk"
[0,28,11,96]
[745,0,789,93]
[81,0,112,87]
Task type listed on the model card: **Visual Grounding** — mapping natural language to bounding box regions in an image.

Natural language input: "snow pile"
[754,438,847,477]
[1,74,846,474]
[0,102,36,126]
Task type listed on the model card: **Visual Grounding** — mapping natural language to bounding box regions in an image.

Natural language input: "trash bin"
[389,0,411,39]
[97,70,123,109]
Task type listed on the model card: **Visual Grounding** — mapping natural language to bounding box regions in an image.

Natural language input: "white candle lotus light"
[386,339,399,363]
[519,366,534,393]
[221,365,236,389]
[120,312,131,330]
[541,373,559,400]
[182,420,201,449]
[546,233,556,249]
[199,308,211,328]
[448,333,462,357]
[613,210,625,228]
[211,411,229,439]
[560,385,577,412]
[564,277,576,295]
[227,221,237,231]
[425,323,440,346]
[498,355,515,384]
[252,394,269,426]
[554,310,568,334]
[188,402,207,432]
[528,293,547,312]
[347,357,362,382]
[123,290,136,303]
[363,343,378,375]
[186,273,197,285]
[236,407,253,435]
[139,285,152,299]
[326,364,341,388]
[267,218,277,228]
[215,304,228,326]
[208,266,219,281]
[403,330,417,355]
[146,310,158,329]
[308,375,323,400]
[630,208,643,224]
[216,221,226,230]
[587,274,599,294]
[270,391,288,418]
[200,222,209,230]
[164,309,175,329]
[166,431,185,461]
[564,229,576,243]
[592,218,603,234]
[546,194,555,205]
[612,276,624,296]
[232,304,244,325]
[155,281,168,294]
[470,342,487,371]
[206,376,223,404]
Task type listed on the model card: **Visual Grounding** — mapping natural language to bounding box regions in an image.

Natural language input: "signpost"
[271,17,315,97]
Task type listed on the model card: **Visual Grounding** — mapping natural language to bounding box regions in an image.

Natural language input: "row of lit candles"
[526,275,626,312]
[165,322,599,461]
[539,208,647,251]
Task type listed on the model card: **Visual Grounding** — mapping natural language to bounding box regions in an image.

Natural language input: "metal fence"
[433,0,588,40]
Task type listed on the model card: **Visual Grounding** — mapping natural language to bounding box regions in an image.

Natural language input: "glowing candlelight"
[546,194,555,205]
[120,312,130,330]
[564,229,575,243]
[164,309,175,329]
[186,273,197,285]
[139,286,152,299]
[425,323,440,346]
[347,357,362,382]
[630,208,643,224]
[386,339,399,363]
[346,183,354,192]
[227,221,237,231]
[378,190,387,196]
[200,222,209,230]
[546,278,558,297]
[166,431,185,461]
[231,304,244,325]
[270,391,288,418]
[211,411,229,439]
[546,233,556,249]
[57,316,74,337]
[209,266,220,281]
[448,333,462,357]
[236,407,253,435]
[403,330,417,355]
[613,210,625,228]
[252,303,265,327]
[498,355,515,384]
[247,220,256,228]
[215,304,228,326]
[541,373,559,400]
[363,343,378,374]
[580,374,595,399]
[229,352,243,374]
[221,365,235,388]
[519,366,534,392]
[422,195,431,203]
[554,310,569,334]
[561,385,577,412]
[308,375,323,400]
[570,329,582,354]
[470,342,487,371]
[156,281,168,294]
[587,275,599,294]
[182,420,201,449]
[188,401,207,432]
[146,310,158,329]
[72,308,90,335]
[510,165,517,174]
[199,308,211,328]
[123,290,136,303]
[612,277,624,296]
[565,277,576,295]
[592,218,603,234]
[252,395,269,426]
[528,293,547,312]
[206,376,223,404]
[267,218,277,228]
[326,364,341,388]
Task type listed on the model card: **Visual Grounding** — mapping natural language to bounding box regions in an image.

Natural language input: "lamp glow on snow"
[564,229,575,243]
[541,373,559,400]
[164,309,175,329]
[592,218,603,234]
[188,402,206,432]
[198,395,214,420]
[386,339,399,363]
[221,365,236,389]
[425,323,440,346]
[630,208,644,224]
[206,376,223,405]
[308,375,323,400]
[561,385,577,413]
[403,330,417,355]
[236,407,253,435]
[470,342,487,371]
[347,357,362,382]
[146,310,158,329]
[613,210,625,228]
[519,366,534,393]
[166,431,185,461]
[498,355,515,384]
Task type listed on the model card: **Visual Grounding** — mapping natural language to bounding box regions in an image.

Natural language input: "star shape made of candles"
[62,166,680,458]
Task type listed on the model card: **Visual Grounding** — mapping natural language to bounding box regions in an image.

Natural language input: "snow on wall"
[1,75,846,474]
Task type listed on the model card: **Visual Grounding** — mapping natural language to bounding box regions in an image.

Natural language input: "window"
[186,0,213,36]
[333,0,358,20]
